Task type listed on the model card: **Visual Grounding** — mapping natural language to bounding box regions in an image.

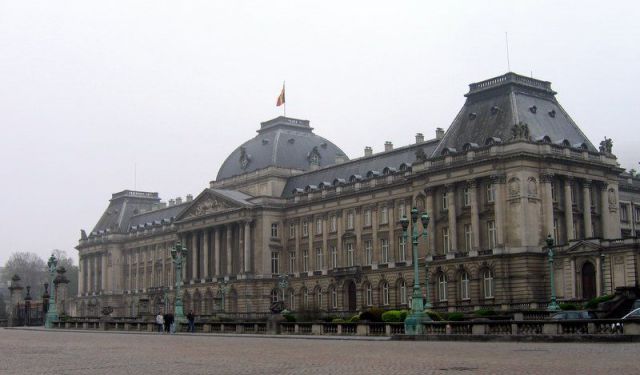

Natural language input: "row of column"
[78,253,106,296]
[182,220,252,282]
[126,242,173,292]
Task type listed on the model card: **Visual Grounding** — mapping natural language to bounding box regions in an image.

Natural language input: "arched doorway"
[582,262,597,300]
[346,281,357,312]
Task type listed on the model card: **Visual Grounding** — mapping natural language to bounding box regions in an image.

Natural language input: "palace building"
[75,72,640,317]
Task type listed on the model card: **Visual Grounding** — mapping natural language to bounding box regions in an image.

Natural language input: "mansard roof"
[91,190,163,233]
[281,139,440,198]
[432,72,597,156]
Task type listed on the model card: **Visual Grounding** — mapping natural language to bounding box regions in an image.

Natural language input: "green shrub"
[332,318,346,323]
[445,312,465,321]
[283,313,296,322]
[347,314,360,323]
[474,309,496,317]
[559,303,581,311]
[585,294,614,309]
[360,307,385,322]
[424,309,443,321]
[382,310,403,322]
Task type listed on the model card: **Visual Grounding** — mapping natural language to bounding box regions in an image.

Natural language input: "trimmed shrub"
[360,307,385,322]
[332,318,346,323]
[424,309,444,321]
[283,313,296,322]
[585,294,614,309]
[559,303,581,311]
[382,310,403,322]
[474,309,496,317]
[444,312,465,321]
[347,314,360,323]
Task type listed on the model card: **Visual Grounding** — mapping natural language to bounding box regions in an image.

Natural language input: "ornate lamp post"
[171,241,188,323]
[278,274,289,306]
[401,207,431,335]
[44,254,59,328]
[219,282,229,313]
[546,234,560,311]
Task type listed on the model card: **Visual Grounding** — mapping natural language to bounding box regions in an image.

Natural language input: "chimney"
[415,133,424,143]
[436,128,445,140]
[384,141,393,152]
[176,197,183,205]
[364,146,373,157]
[186,194,193,202]
[335,154,346,164]
[168,199,175,207]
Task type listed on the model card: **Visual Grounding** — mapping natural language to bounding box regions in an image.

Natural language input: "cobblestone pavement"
[2,329,639,375]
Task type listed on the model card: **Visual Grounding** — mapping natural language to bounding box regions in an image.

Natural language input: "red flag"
[276,84,285,107]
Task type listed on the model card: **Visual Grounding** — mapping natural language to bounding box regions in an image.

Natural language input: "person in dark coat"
[187,310,195,333]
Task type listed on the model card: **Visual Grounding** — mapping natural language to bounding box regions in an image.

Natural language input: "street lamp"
[400,207,431,335]
[44,254,59,328]
[278,274,289,306]
[219,282,229,313]
[546,234,560,311]
[171,241,189,323]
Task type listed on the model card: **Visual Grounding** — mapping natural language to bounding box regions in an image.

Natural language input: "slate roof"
[281,139,440,197]
[208,188,254,205]
[216,117,348,180]
[432,72,597,156]
[128,203,188,227]
[91,191,161,233]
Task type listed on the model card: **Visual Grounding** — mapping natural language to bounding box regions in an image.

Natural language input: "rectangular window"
[288,251,296,273]
[464,224,472,251]
[347,211,354,229]
[271,252,279,274]
[398,235,406,262]
[315,247,323,270]
[463,187,470,207]
[302,220,309,236]
[487,220,496,248]
[330,215,337,232]
[302,250,309,272]
[487,183,496,203]
[346,243,354,267]
[442,191,448,210]
[330,245,338,268]
[460,273,470,300]
[271,223,279,238]
[442,227,450,253]
[289,223,296,238]
[381,238,389,264]
[620,204,629,221]
[635,206,640,222]
[363,209,372,227]
[380,206,389,224]
[398,201,406,220]
[551,183,557,202]
[365,240,373,265]
[316,218,323,234]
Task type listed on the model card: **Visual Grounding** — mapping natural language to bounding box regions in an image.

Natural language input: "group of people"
[155,310,196,333]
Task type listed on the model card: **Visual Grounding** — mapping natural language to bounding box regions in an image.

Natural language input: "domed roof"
[216,117,348,181]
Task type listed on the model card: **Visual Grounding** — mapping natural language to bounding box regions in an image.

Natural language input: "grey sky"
[1,1,638,265]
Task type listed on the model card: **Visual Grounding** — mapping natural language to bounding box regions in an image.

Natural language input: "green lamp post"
[401,207,431,335]
[171,241,189,323]
[546,234,560,311]
[44,254,59,328]
[219,281,229,313]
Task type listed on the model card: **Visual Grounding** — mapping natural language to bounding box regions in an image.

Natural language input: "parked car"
[549,311,596,320]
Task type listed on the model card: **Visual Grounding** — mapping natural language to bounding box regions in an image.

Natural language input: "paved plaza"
[1,329,639,374]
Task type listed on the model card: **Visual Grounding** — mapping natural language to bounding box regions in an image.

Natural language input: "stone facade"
[75,73,640,317]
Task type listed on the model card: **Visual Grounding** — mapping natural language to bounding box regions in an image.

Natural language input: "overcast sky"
[1,1,638,266]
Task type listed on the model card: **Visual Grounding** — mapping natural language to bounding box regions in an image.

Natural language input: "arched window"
[381,281,390,306]
[459,272,470,300]
[438,274,448,302]
[270,289,279,303]
[483,269,494,298]
[330,287,338,310]
[365,283,373,306]
[398,280,407,305]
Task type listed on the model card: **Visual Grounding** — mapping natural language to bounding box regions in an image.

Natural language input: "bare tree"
[1,252,48,298]
[51,249,78,297]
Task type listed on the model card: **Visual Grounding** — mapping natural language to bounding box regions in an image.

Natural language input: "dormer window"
[307,146,321,166]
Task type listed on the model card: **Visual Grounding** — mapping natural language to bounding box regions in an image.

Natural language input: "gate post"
[8,275,24,327]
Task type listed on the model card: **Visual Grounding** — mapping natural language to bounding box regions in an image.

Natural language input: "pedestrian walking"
[187,310,195,333]
[155,312,164,333]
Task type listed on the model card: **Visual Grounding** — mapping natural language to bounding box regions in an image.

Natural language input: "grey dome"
[216,117,348,181]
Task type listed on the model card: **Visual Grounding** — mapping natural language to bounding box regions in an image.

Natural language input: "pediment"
[565,240,602,254]
[177,191,241,220]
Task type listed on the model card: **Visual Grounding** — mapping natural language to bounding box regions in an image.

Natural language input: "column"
[425,189,436,255]
[191,232,198,281]
[322,215,328,270]
[214,228,221,277]
[570,258,577,298]
[239,224,245,273]
[92,255,98,292]
[353,210,360,266]
[78,256,84,296]
[583,180,593,238]
[446,184,458,252]
[203,229,210,279]
[599,182,610,239]
[244,220,251,273]
[101,253,107,293]
[128,253,133,291]
[388,201,395,261]
[564,177,575,241]
[135,249,140,290]
[86,256,92,294]
[180,236,187,283]
[162,243,167,287]
[336,211,343,267]
[595,255,602,296]
[468,180,480,250]
[294,220,301,271]
[541,173,555,239]
[226,224,233,275]
[493,175,506,246]
[372,207,379,264]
